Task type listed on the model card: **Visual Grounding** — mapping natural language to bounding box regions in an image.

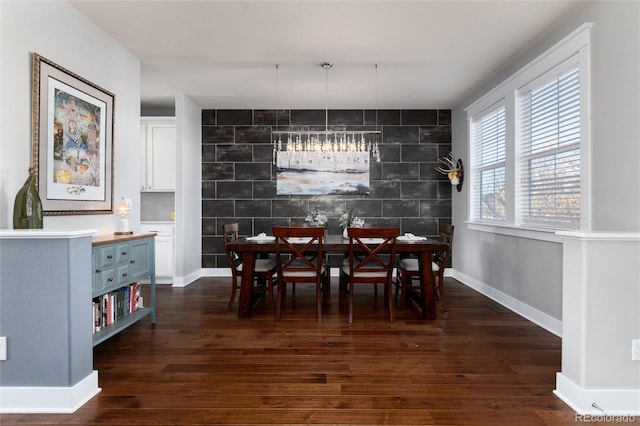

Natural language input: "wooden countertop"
[92,232,156,246]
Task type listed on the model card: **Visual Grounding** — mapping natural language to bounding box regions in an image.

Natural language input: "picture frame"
[31,52,114,215]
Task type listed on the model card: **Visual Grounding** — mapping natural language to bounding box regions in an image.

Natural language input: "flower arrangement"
[339,208,364,228]
[305,206,328,226]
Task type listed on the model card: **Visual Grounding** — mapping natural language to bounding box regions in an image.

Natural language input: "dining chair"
[222,223,277,312]
[395,224,454,311]
[272,226,330,322]
[339,227,399,324]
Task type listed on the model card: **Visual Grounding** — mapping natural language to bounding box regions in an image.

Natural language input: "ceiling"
[69,0,581,111]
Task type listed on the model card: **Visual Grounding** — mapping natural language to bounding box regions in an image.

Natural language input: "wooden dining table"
[227,234,448,320]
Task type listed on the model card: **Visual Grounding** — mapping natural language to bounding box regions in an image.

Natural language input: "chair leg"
[338,273,347,307]
[322,272,331,307]
[436,271,449,312]
[275,281,283,322]
[400,271,408,308]
[268,279,276,313]
[348,281,354,324]
[386,281,394,322]
[316,282,322,322]
[228,279,238,311]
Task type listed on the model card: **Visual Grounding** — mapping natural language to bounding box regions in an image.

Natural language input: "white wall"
[174,95,202,286]
[451,0,639,324]
[0,1,141,233]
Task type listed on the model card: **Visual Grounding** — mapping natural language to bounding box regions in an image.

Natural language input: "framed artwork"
[275,151,370,195]
[31,53,114,215]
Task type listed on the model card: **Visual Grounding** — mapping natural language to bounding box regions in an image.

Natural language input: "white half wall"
[555,232,640,415]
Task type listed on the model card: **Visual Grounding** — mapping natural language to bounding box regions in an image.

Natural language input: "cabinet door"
[140,124,148,190]
[147,123,176,191]
[155,237,175,277]
[130,238,153,281]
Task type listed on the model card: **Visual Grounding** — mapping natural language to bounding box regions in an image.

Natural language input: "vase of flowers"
[305,206,328,227]
[340,208,364,238]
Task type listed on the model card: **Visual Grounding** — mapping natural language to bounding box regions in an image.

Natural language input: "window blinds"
[518,66,580,228]
[472,106,506,222]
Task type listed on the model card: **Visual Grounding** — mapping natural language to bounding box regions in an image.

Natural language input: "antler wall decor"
[435,152,464,192]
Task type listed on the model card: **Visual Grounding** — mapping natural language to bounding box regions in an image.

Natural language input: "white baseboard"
[0,370,100,413]
[451,269,562,337]
[172,269,203,287]
[201,268,232,277]
[555,373,640,416]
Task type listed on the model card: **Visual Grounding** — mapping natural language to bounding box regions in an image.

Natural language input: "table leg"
[238,251,256,319]
[419,250,436,320]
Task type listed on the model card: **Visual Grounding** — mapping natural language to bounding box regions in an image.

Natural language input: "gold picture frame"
[31,52,114,215]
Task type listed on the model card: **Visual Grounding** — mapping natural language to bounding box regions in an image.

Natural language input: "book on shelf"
[92,282,142,332]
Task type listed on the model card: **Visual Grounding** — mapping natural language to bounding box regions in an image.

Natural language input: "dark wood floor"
[2,277,581,425]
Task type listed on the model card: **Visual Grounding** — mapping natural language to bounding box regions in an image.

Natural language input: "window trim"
[465,23,592,239]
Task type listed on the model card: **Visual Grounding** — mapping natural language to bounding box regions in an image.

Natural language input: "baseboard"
[0,370,100,413]
[172,269,203,288]
[451,269,562,337]
[201,268,232,277]
[555,373,640,416]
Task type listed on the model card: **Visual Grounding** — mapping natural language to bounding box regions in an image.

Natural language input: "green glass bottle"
[13,168,43,229]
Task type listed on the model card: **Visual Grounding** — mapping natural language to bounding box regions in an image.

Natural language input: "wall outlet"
[632,339,640,361]
[0,336,6,361]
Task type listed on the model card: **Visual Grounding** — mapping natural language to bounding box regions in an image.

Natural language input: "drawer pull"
[107,277,113,282]
[131,259,136,264]
[121,251,128,256]
[96,269,101,273]
[107,255,113,259]
[122,272,128,278]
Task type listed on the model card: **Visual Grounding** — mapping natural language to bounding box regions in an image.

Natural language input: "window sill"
[466,222,564,243]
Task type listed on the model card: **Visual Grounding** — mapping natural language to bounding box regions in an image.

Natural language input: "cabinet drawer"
[98,245,116,268]
[116,264,131,287]
[99,267,117,294]
[116,243,130,264]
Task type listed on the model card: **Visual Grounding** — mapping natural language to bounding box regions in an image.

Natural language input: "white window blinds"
[471,106,506,222]
[518,66,581,229]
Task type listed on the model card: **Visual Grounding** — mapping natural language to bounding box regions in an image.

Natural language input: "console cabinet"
[91,233,156,346]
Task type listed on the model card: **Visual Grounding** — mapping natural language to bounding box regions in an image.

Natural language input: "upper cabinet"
[140,117,176,191]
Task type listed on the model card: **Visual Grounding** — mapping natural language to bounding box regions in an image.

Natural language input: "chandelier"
[272,62,381,169]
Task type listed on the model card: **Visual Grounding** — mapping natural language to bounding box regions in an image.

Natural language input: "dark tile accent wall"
[202,109,452,269]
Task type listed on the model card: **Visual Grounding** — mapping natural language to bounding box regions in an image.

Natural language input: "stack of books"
[92,282,142,333]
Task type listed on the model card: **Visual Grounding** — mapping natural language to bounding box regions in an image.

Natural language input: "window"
[466,24,590,237]
[519,66,581,229]
[471,106,506,222]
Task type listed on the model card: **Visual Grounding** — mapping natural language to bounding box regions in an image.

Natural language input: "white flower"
[305,207,327,226]
[339,208,364,228]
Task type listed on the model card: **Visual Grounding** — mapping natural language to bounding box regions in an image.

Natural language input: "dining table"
[227,233,448,320]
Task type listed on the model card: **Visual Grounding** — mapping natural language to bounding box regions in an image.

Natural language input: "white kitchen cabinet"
[141,117,176,191]
[140,223,175,282]
[154,236,175,277]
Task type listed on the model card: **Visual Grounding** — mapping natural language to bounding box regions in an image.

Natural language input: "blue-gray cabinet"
[91,233,156,346]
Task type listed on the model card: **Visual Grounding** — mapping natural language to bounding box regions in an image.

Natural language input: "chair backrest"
[290,221,310,227]
[346,227,399,283]
[434,224,455,268]
[221,223,242,278]
[272,226,325,284]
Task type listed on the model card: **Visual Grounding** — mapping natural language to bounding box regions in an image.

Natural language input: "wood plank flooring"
[1,277,581,425]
